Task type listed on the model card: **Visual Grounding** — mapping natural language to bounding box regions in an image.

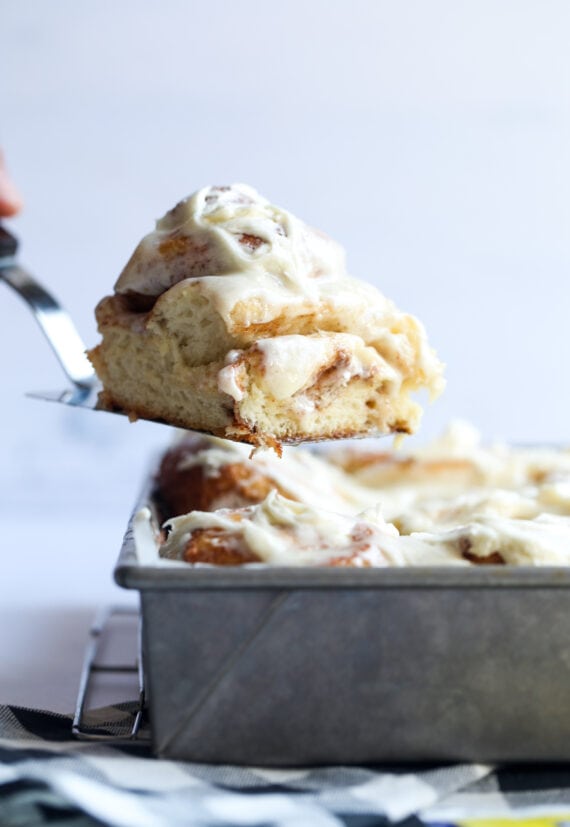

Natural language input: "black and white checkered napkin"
[2,703,570,827]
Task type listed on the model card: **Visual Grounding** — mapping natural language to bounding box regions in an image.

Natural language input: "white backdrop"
[1,1,570,614]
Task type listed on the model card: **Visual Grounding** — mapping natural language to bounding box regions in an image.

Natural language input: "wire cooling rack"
[72,605,150,743]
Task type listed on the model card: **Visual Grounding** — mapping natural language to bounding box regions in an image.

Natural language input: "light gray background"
[1,1,569,708]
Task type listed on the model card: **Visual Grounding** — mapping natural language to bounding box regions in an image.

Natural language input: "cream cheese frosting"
[115,184,346,298]
[159,494,570,568]
[146,423,570,567]
[160,490,404,567]
[113,183,445,408]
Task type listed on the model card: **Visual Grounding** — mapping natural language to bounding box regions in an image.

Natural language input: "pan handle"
[0,223,96,390]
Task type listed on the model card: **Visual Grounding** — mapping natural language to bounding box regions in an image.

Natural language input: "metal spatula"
[0,224,150,420]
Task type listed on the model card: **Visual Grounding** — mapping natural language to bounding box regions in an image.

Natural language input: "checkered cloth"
[3,704,570,826]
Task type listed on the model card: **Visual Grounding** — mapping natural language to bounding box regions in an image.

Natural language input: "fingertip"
[0,173,24,218]
[0,150,23,217]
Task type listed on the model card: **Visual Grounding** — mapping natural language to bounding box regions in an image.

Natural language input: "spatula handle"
[0,223,96,390]
[0,223,18,258]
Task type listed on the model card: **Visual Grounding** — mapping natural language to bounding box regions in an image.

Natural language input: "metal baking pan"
[115,472,570,766]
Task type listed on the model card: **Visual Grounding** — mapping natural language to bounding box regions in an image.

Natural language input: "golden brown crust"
[462,550,505,565]
[459,537,505,565]
[153,437,295,521]
[181,527,261,565]
[94,294,142,327]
